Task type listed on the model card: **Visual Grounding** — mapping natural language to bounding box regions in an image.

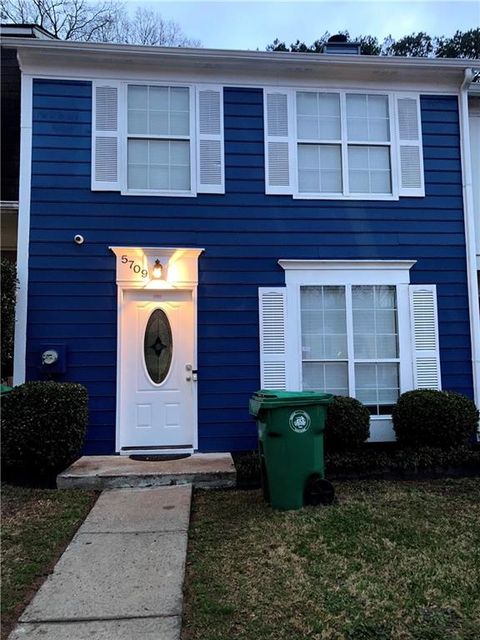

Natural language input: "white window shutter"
[91,81,121,191]
[196,86,224,194]
[409,285,441,389]
[259,288,287,389]
[396,94,425,197]
[264,89,293,194]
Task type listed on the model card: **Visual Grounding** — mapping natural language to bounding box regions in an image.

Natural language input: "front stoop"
[57,453,236,490]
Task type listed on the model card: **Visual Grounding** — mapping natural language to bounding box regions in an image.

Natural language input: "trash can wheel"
[304,475,335,506]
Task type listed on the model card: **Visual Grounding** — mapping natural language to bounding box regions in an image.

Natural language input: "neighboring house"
[9,36,480,455]
[0,24,56,263]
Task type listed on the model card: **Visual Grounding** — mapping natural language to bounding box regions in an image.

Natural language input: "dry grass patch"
[182,479,480,640]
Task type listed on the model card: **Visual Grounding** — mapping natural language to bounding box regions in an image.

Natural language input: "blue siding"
[26,80,473,453]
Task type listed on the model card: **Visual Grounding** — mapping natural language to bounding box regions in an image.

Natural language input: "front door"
[118,289,195,453]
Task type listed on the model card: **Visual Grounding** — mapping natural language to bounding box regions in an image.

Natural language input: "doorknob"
[186,363,192,381]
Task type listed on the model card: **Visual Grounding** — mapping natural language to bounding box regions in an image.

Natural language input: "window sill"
[292,192,399,201]
[121,189,197,198]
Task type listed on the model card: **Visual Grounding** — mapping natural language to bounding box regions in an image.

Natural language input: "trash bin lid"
[249,389,333,415]
[0,384,13,396]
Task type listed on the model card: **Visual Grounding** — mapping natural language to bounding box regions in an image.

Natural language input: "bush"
[324,395,370,451]
[1,259,18,379]
[1,381,88,478]
[392,389,478,449]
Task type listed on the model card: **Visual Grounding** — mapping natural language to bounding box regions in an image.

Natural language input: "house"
[1,24,56,264]
[9,36,480,455]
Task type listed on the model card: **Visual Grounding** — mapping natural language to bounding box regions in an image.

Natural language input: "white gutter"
[459,67,480,429]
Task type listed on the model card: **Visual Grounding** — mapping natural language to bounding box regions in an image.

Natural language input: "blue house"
[10,37,480,455]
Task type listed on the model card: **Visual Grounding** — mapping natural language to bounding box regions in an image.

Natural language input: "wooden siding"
[27,80,472,453]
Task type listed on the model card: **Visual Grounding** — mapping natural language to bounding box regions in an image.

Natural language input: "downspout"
[459,67,480,434]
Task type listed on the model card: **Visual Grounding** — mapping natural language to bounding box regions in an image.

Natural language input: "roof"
[6,37,480,91]
[0,23,56,39]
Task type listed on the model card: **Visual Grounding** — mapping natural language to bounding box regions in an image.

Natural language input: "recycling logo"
[289,409,311,433]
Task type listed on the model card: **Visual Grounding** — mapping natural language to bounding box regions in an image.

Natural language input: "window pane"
[297,92,340,140]
[170,111,190,136]
[128,140,190,191]
[149,140,169,164]
[297,116,319,140]
[355,362,399,414]
[149,166,169,190]
[128,86,148,109]
[170,166,191,190]
[149,111,169,136]
[149,86,169,110]
[298,170,320,193]
[128,139,148,164]
[128,110,148,135]
[128,85,189,136]
[352,286,399,359]
[298,144,342,193]
[301,286,347,359]
[128,165,148,189]
[348,146,391,194]
[347,94,390,142]
[170,87,190,111]
[303,362,349,396]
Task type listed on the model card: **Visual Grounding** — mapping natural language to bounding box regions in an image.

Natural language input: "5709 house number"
[121,255,148,278]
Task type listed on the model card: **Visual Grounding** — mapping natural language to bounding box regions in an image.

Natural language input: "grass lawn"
[183,479,480,640]
[1,484,97,639]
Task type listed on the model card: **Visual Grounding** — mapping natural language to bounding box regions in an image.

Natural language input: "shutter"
[92,81,121,191]
[396,93,425,197]
[196,86,224,194]
[264,89,293,194]
[259,287,287,389]
[409,285,441,389]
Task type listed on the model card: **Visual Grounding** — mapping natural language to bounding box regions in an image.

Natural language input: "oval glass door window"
[144,309,173,384]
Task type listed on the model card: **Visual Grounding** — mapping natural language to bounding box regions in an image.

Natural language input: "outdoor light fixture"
[152,259,163,279]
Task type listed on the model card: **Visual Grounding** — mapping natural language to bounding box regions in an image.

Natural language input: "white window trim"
[292,88,399,200]
[280,259,416,440]
[119,81,197,197]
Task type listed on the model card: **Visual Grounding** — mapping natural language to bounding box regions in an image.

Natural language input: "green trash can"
[249,389,334,510]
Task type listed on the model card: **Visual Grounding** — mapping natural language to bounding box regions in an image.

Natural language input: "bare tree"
[1,0,201,46]
[97,6,201,47]
[1,0,121,41]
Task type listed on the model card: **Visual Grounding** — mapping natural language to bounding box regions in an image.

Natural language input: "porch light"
[152,259,163,279]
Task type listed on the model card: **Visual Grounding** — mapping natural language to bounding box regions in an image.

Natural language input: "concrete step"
[57,453,236,490]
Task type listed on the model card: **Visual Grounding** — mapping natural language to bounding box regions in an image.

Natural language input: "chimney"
[322,34,361,55]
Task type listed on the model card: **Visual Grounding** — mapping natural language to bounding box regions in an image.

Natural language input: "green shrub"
[1,381,88,478]
[324,395,370,451]
[1,259,18,378]
[392,389,478,449]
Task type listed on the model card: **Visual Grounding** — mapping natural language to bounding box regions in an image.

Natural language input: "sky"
[131,0,480,50]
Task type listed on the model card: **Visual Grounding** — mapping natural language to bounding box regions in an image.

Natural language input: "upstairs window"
[265,88,424,200]
[127,85,192,193]
[92,81,224,196]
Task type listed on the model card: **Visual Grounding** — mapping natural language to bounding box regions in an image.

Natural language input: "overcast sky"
[133,0,480,50]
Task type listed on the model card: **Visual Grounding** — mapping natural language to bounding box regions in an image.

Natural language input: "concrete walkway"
[9,485,192,639]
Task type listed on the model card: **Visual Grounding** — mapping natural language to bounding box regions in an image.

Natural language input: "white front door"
[118,289,195,453]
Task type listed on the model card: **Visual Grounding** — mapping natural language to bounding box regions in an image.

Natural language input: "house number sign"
[114,250,150,282]
[121,255,148,278]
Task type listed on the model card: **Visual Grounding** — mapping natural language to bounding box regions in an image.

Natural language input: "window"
[92,81,224,196]
[259,262,441,441]
[301,284,400,414]
[264,89,424,199]
[296,91,392,197]
[127,86,191,192]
